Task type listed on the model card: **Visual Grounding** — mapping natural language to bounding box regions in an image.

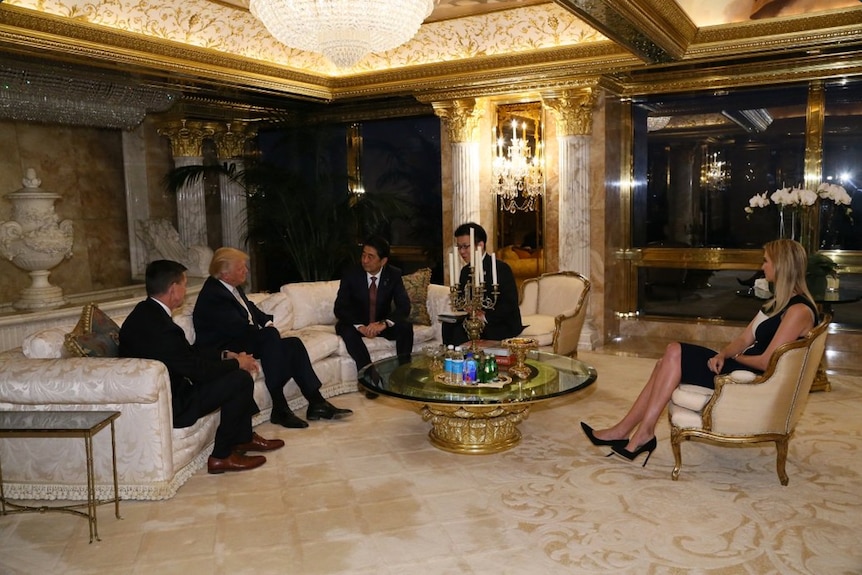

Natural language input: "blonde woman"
[581,239,818,466]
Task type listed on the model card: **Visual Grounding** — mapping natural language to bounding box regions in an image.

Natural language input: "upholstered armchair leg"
[670,427,683,481]
[775,437,790,486]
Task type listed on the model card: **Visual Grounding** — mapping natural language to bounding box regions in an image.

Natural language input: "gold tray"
[434,373,513,389]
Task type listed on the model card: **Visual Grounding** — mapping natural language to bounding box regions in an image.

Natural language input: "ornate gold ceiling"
[0,0,861,112]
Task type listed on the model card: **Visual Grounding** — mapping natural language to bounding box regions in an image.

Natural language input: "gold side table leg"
[110,420,121,520]
[84,434,98,543]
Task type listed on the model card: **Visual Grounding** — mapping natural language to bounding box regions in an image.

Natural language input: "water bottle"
[463,352,478,384]
[451,346,465,384]
[443,345,455,382]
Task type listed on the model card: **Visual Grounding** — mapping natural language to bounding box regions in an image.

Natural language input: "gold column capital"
[210,121,258,160]
[156,119,215,158]
[542,88,599,136]
[432,99,483,143]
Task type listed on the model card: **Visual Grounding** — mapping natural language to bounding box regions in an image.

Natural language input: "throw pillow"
[402,268,432,326]
[64,303,121,357]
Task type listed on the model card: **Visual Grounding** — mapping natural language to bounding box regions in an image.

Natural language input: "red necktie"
[369,276,377,324]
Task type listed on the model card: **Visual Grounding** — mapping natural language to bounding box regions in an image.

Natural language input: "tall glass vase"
[798,206,816,254]
[778,207,798,240]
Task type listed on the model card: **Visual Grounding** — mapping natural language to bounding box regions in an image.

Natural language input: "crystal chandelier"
[249,0,435,69]
[491,119,545,213]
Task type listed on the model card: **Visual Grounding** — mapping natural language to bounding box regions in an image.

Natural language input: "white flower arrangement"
[745,183,853,218]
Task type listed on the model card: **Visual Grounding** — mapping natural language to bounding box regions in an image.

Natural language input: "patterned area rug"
[1,351,860,574]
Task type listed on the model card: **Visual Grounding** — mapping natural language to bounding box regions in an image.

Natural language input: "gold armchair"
[517,271,590,357]
[668,314,831,485]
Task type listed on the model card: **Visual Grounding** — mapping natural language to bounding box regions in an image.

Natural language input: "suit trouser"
[249,326,325,412]
[336,321,414,371]
[190,370,258,459]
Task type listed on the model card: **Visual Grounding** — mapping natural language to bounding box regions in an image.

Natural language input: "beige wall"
[0,118,175,304]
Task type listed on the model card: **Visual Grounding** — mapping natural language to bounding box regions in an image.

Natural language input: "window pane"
[639,85,808,248]
[822,81,862,250]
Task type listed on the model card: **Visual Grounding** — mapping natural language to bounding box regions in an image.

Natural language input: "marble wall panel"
[0,120,172,305]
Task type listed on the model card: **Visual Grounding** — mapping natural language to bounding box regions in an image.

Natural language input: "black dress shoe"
[307,400,353,421]
[271,408,309,429]
[365,391,379,400]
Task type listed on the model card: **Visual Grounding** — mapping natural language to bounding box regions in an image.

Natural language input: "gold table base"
[420,404,531,454]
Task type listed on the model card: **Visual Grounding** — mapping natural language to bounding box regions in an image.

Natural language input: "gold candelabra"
[449,265,499,353]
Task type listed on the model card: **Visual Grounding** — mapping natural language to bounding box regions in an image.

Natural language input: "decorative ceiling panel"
[3,0,604,76]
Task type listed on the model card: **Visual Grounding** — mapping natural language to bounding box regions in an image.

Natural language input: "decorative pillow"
[254,292,295,333]
[23,327,71,359]
[281,280,340,329]
[64,303,121,357]
[402,268,432,326]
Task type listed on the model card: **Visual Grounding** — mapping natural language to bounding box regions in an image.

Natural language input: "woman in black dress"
[581,239,818,466]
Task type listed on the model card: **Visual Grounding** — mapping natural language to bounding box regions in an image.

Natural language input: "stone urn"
[0,169,74,310]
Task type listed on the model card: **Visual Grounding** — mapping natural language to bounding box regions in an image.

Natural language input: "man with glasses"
[443,222,524,345]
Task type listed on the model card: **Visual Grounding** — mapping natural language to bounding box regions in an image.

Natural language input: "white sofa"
[0,280,452,501]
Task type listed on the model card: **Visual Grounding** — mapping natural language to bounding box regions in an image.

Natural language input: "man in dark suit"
[193,247,352,429]
[119,259,284,475]
[334,236,413,397]
[443,222,524,345]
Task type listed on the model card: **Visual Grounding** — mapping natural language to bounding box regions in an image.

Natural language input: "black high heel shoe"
[610,437,657,467]
[580,422,628,448]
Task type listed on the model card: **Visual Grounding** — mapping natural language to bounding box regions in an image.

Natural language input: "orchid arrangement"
[745,183,853,220]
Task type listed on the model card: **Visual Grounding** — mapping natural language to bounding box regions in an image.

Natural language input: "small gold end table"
[0,410,122,543]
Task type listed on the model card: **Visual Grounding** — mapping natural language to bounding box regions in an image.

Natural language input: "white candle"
[475,248,483,286]
[449,254,455,287]
[512,119,517,140]
[469,228,475,269]
[453,244,459,266]
[491,253,498,285]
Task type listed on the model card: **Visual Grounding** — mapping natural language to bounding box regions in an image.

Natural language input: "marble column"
[157,120,214,247]
[432,99,483,228]
[212,122,257,251]
[544,87,599,350]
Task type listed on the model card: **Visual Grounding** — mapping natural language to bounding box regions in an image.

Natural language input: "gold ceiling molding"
[688,10,862,60]
[605,49,862,98]
[555,0,697,63]
[0,4,333,101]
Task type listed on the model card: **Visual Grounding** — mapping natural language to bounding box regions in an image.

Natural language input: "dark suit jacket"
[193,276,272,352]
[118,298,243,427]
[334,264,411,326]
[457,253,524,341]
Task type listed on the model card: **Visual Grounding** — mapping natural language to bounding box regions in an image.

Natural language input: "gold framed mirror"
[492,102,545,284]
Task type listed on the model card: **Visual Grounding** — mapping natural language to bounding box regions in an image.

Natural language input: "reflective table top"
[359,351,597,406]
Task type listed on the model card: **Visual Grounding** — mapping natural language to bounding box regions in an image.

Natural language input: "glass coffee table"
[359,351,597,454]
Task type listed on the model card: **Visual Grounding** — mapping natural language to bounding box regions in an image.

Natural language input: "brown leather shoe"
[207,453,266,474]
[233,432,285,453]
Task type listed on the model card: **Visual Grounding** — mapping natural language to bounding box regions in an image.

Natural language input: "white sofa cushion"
[22,327,71,359]
[252,292,295,333]
[519,314,556,347]
[281,280,340,329]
